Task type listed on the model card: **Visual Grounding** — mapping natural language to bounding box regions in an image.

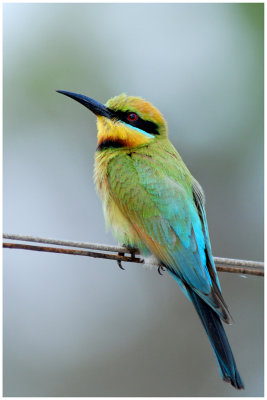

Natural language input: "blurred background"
[3,3,263,397]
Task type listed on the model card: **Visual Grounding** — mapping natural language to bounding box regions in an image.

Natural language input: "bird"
[57,90,244,390]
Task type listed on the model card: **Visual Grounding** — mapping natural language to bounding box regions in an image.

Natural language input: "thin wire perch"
[3,233,264,277]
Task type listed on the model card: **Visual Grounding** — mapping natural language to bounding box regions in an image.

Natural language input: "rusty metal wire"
[3,233,264,277]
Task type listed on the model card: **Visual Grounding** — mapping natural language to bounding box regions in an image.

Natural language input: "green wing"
[108,150,231,323]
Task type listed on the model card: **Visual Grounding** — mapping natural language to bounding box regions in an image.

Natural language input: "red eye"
[127,112,138,122]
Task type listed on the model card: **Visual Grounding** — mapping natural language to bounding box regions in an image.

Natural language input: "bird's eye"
[127,112,138,122]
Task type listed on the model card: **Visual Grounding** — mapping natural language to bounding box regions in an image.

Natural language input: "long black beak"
[56,90,114,119]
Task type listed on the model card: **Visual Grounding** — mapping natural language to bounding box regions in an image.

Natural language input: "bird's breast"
[94,150,145,250]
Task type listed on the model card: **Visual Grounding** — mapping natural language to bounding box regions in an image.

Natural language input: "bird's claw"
[117,246,139,270]
[117,252,125,270]
[158,265,166,275]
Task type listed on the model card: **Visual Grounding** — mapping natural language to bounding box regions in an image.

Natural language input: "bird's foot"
[158,264,166,275]
[117,245,139,270]
[117,252,126,270]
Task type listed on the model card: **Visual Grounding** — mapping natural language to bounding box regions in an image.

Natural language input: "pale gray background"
[4,3,263,397]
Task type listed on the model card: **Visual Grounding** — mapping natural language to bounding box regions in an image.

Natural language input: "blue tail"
[187,286,244,389]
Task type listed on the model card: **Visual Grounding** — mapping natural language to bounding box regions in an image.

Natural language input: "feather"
[107,146,231,322]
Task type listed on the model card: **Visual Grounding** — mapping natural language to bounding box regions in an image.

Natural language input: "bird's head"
[57,91,167,150]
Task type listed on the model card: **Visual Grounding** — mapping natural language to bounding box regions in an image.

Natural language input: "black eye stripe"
[112,109,159,135]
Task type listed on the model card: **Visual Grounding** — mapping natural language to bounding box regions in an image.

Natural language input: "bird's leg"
[117,244,139,270]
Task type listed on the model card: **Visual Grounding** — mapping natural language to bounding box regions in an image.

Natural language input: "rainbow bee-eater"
[57,90,244,390]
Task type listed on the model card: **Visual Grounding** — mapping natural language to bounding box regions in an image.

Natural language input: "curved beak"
[56,90,114,119]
